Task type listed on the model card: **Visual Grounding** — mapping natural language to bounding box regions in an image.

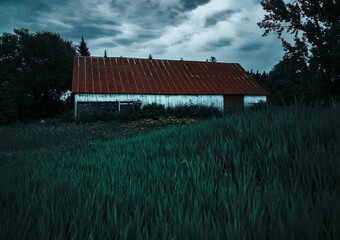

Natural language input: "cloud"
[239,42,264,52]
[204,38,233,51]
[181,0,210,11]
[205,9,240,27]
[115,38,136,46]
[0,0,284,72]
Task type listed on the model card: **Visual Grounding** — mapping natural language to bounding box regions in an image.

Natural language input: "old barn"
[72,56,267,120]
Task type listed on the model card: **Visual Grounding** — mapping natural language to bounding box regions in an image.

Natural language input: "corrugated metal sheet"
[72,56,267,95]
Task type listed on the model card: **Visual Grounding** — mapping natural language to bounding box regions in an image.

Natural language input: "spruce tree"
[77,36,90,56]
[104,49,107,57]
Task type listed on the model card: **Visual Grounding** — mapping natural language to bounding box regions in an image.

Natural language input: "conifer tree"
[104,49,107,57]
[77,36,90,56]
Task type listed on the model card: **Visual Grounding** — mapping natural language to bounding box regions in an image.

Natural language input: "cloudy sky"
[0,0,284,72]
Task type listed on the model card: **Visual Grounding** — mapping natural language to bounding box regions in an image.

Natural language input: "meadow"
[0,104,339,239]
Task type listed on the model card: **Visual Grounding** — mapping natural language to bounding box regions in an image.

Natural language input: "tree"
[0,29,76,123]
[148,54,153,60]
[258,0,340,101]
[206,56,217,62]
[104,49,107,57]
[266,56,312,104]
[77,36,90,56]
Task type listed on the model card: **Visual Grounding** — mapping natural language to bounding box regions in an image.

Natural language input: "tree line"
[0,0,338,125]
[0,30,95,124]
[254,0,339,105]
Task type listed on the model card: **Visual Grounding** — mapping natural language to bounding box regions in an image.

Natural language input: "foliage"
[148,54,153,60]
[206,56,217,62]
[0,29,76,124]
[166,104,222,119]
[250,56,315,104]
[138,104,221,121]
[0,104,339,239]
[258,0,340,101]
[76,103,222,123]
[76,36,91,57]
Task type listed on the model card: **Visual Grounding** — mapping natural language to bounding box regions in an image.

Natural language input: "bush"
[248,101,267,112]
[141,103,166,119]
[56,110,75,123]
[166,104,222,119]
[75,103,222,123]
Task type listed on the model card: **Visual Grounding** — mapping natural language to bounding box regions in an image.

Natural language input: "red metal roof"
[72,56,267,95]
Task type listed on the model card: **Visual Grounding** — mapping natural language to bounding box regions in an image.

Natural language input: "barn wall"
[74,94,267,120]
[75,93,224,120]
[244,95,267,108]
[76,93,224,109]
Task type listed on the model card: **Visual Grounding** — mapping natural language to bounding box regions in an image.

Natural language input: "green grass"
[0,104,339,239]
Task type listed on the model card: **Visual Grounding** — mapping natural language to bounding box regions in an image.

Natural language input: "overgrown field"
[0,104,339,239]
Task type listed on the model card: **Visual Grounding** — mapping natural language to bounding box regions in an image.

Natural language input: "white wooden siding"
[244,95,267,108]
[75,93,224,110]
[74,93,267,119]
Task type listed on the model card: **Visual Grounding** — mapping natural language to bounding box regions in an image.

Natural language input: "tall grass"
[0,104,339,239]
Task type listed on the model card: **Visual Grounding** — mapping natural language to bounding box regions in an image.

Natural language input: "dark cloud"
[239,42,264,52]
[115,38,136,46]
[97,42,117,48]
[0,0,36,33]
[0,0,285,72]
[66,25,120,40]
[117,1,184,29]
[137,33,161,41]
[113,32,161,46]
[181,0,210,11]
[205,9,240,27]
[205,38,233,51]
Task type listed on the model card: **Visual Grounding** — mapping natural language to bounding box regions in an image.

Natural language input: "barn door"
[223,95,244,113]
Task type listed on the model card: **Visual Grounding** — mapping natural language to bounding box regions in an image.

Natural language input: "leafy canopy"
[0,28,76,123]
[258,0,340,100]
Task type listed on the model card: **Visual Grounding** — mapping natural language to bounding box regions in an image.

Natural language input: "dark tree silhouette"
[104,49,107,57]
[206,56,217,62]
[210,56,217,62]
[258,0,340,101]
[77,36,91,56]
[148,54,153,60]
[0,29,76,123]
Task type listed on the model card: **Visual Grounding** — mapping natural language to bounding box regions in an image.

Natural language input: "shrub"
[166,104,222,119]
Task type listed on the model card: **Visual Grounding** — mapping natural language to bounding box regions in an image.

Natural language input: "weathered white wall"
[74,93,267,119]
[76,93,224,110]
[244,95,267,108]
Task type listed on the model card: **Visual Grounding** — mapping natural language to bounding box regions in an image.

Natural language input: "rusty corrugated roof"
[72,56,267,95]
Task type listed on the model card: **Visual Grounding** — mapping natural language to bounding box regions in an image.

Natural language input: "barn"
[72,56,267,120]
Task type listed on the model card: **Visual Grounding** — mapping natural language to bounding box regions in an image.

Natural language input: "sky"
[0,0,285,72]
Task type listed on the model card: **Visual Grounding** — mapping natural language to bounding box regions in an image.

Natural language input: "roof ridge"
[74,56,239,64]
